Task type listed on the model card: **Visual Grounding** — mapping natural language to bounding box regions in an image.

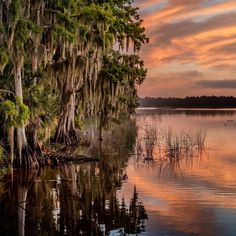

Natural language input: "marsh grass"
[136,125,207,162]
[143,125,157,160]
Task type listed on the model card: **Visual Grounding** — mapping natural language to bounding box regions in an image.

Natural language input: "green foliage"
[0,165,10,182]
[0,100,18,128]
[53,24,76,42]
[100,58,127,83]
[25,83,59,122]
[48,0,79,43]
[16,97,30,127]
[0,0,148,154]
[9,0,21,23]
[80,3,115,25]
[100,51,146,84]
[110,2,148,51]
[0,166,9,178]
[14,19,42,51]
[78,24,90,42]
[0,98,30,128]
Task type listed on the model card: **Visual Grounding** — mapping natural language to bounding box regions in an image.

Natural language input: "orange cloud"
[136,0,236,97]
[141,0,236,28]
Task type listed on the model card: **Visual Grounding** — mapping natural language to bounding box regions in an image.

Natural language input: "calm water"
[1,108,236,235]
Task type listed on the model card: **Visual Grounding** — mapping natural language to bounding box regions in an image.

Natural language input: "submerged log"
[41,152,99,167]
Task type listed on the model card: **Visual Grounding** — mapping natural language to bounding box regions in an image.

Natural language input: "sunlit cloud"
[135,0,236,97]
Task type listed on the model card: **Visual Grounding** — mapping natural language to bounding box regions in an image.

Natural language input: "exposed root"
[55,128,79,146]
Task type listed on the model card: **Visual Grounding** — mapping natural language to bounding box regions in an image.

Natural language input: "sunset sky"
[135,0,236,97]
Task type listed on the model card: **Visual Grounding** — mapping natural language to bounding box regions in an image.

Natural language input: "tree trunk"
[14,61,39,169]
[55,91,78,145]
[27,118,43,157]
[14,61,26,166]
[28,43,43,157]
[33,127,40,153]
[9,126,14,166]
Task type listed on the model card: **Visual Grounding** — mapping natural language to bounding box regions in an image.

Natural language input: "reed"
[145,125,157,160]
[137,126,207,162]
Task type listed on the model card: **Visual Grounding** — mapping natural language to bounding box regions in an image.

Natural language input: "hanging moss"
[14,19,42,51]
[0,0,148,164]
[52,24,76,43]
[0,46,9,73]
[8,0,21,23]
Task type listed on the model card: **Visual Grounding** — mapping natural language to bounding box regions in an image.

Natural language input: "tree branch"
[0,89,16,98]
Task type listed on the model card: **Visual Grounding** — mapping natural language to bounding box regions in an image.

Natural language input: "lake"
[1,108,236,235]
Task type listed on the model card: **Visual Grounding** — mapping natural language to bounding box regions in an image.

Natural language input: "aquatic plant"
[143,125,157,160]
[162,129,207,161]
[136,125,208,163]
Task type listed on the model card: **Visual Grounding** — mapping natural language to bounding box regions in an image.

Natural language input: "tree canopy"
[0,0,148,168]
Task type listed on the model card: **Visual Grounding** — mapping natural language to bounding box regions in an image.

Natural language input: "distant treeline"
[139,96,236,108]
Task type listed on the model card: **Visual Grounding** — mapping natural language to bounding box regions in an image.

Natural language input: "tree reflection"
[119,186,148,234]
[0,170,40,236]
[0,120,148,235]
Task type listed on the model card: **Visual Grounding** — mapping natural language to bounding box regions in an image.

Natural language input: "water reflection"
[1,109,236,235]
[0,121,148,236]
[121,109,236,235]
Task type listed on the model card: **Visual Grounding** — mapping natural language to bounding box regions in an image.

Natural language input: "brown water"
[1,108,236,235]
